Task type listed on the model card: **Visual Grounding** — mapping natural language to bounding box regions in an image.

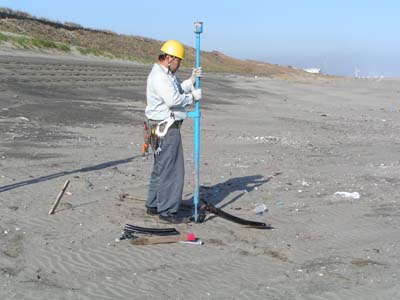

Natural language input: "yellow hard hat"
[160,40,185,60]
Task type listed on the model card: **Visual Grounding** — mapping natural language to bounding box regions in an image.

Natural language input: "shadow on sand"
[183,172,281,208]
[0,157,135,193]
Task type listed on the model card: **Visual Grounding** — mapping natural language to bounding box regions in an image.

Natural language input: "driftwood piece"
[49,180,70,215]
[130,233,195,245]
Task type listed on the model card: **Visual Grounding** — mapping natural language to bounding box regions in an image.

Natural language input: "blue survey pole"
[188,21,203,222]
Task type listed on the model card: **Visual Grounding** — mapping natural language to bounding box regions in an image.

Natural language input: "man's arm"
[157,75,193,107]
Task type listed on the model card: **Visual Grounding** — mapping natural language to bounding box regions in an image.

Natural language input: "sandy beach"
[1,51,400,299]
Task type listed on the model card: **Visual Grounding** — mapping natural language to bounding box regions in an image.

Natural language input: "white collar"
[158,63,168,73]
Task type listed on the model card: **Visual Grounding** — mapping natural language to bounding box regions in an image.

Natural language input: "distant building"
[303,68,321,74]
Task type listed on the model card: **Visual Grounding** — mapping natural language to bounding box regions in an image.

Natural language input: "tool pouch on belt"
[141,120,159,156]
[141,121,150,156]
[146,119,160,153]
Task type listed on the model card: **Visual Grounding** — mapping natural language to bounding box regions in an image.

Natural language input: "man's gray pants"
[146,127,184,216]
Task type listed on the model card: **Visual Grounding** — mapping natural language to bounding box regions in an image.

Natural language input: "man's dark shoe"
[159,213,191,224]
[146,207,158,215]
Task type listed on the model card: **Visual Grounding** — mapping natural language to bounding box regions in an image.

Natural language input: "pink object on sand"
[187,233,196,241]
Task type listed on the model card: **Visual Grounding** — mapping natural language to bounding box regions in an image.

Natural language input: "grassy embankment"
[0,31,114,58]
[0,7,311,78]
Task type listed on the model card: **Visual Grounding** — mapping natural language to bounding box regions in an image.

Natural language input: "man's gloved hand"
[190,67,203,84]
[191,89,202,101]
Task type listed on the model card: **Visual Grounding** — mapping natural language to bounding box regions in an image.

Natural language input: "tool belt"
[145,119,183,152]
[149,119,182,131]
[168,120,183,129]
[147,120,159,152]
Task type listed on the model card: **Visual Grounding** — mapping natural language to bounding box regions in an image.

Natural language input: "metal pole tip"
[194,21,203,34]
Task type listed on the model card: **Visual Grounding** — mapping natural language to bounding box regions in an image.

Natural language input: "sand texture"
[1,51,400,299]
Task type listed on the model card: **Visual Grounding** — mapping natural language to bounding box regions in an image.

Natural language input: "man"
[145,39,202,224]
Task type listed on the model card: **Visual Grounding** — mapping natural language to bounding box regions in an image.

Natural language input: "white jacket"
[145,63,194,121]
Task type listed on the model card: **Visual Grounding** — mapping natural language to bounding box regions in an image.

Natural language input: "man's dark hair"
[158,53,167,61]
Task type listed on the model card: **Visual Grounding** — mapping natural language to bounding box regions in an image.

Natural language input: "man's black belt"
[148,119,183,128]
[170,120,183,128]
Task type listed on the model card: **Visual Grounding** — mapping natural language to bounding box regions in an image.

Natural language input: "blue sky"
[1,0,399,76]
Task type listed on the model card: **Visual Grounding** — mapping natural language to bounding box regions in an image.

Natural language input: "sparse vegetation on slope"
[0,7,311,78]
[0,31,71,52]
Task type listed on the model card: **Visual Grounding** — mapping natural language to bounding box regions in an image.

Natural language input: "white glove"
[191,89,202,101]
[190,67,203,84]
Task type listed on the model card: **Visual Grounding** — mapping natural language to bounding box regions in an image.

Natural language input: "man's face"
[168,56,181,73]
